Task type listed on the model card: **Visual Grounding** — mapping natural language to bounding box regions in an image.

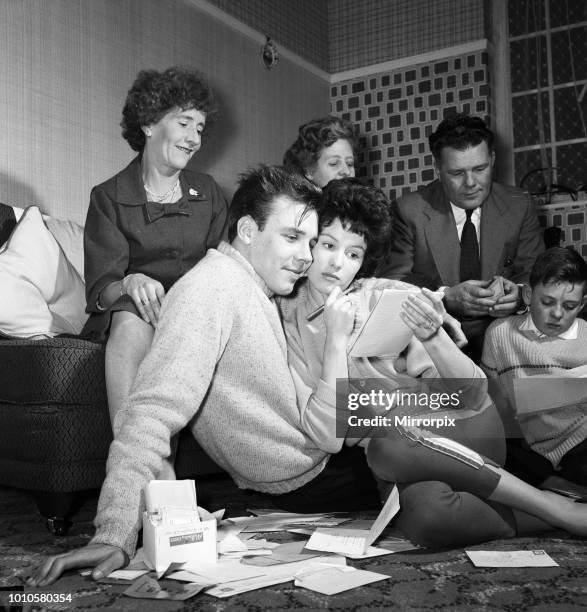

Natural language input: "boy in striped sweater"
[481,247,587,485]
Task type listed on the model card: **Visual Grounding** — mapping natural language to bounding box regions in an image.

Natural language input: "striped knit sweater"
[481,314,587,467]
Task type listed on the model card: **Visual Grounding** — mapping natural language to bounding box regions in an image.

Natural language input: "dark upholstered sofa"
[0,337,110,534]
[0,336,222,534]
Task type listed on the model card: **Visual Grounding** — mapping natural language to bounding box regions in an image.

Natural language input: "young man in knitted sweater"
[481,247,587,486]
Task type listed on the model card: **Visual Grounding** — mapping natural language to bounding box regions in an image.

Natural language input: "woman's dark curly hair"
[318,178,393,278]
[283,116,358,175]
[121,66,217,152]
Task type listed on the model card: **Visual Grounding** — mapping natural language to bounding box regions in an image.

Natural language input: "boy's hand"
[489,278,520,318]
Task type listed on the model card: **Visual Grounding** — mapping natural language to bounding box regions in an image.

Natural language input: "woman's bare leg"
[105,311,176,479]
[487,465,587,536]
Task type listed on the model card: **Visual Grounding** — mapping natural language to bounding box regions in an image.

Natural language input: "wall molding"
[186,0,330,81]
[330,40,488,83]
[186,2,488,87]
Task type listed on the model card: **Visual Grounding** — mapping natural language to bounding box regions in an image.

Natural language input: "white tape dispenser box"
[142,480,217,577]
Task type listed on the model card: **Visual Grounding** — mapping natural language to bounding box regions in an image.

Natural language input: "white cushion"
[0,206,88,338]
[12,205,25,221]
[44,216,85,278]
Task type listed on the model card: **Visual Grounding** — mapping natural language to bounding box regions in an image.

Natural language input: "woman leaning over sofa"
[82,67,228,476]
[283,115,357,188]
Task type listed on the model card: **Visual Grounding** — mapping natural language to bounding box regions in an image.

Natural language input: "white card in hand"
[349,289,419,357]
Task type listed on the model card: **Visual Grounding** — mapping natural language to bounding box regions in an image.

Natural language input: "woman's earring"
[145,128,152,137]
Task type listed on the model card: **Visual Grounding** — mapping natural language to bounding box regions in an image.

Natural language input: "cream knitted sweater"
[91,242,329,556]
[481,314,587,467]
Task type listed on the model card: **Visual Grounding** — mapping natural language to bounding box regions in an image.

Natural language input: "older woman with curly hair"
[283,116,358,187]
[82,67,228,475]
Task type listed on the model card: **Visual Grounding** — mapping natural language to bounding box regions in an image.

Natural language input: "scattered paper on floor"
[466,550,559,567]
[295,565,390,595]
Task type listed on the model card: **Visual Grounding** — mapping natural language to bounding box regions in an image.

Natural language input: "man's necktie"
[460,209,480,281]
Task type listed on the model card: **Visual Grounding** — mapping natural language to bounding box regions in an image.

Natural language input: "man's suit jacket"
[380,180,544,290]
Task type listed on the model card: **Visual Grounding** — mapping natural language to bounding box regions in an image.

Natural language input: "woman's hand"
[27,544,128,587]
[323,287,356,346]
[420,288,467,347]
[401,288,445,342]
[122,273,165,325]
[442,312,468,348]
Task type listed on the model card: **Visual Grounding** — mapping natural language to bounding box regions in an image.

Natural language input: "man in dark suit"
[380,115,544,361]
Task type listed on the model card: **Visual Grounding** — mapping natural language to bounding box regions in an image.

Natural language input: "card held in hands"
[487,277,504,299]
[349,289,419,358]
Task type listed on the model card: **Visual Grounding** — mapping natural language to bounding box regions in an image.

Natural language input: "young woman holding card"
[278,178,587,547]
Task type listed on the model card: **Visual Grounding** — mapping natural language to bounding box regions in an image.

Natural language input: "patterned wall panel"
[330,50,489,202]
[327,0,485,73]
[537,199,587,257]
[205,0,329,70]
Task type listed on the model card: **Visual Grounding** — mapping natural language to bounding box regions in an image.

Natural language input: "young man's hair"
[429,114,494,161]
[529,246,587,293]
[227,166,321,241]
[319,178,392,278]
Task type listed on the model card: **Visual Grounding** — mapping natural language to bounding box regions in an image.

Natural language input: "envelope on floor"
[295,565,390,595]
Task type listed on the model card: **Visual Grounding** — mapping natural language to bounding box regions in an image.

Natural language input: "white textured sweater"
[91,242,329,556]
[481,314,587,467]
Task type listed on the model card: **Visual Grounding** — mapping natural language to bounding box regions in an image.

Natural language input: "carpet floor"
[1,476,587,611]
